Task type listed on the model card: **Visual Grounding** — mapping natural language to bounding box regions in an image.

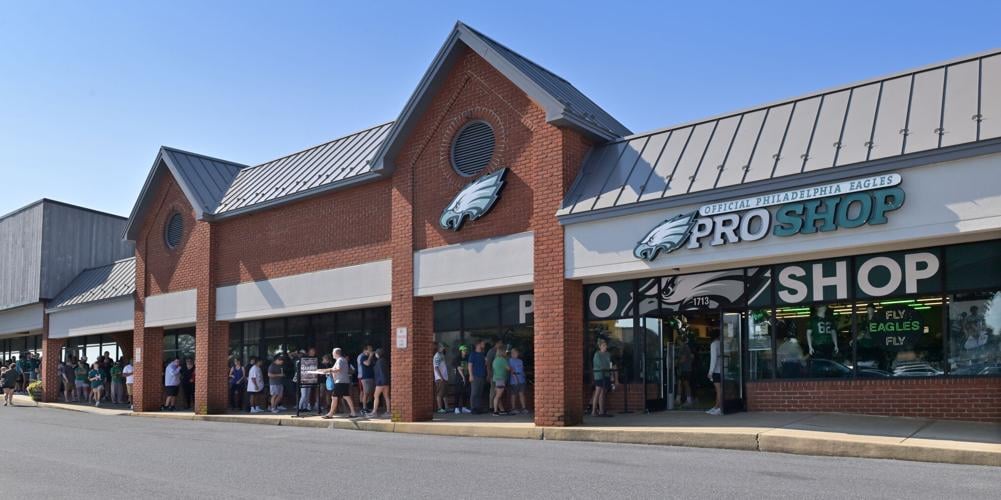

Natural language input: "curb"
[22,398,999,467]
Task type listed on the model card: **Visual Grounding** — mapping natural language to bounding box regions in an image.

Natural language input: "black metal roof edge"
[0,198,127,224]
[557,137,1001,225]
[371,21,625,173]
[207,171,385,221]
[46,293,135,314]
[605,48,1001,148]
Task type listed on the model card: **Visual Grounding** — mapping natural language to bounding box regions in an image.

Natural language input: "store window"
[948,290,1000,375]
[433,292,534,383]
[747,308,775,380]
[775,302,852,378]
[163,328,195,366]
[855,297,944,376]
[61,334,121,363]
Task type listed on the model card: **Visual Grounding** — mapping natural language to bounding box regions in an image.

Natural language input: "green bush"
[27,380,43,401]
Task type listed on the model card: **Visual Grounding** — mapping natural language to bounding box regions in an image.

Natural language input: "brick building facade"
[33,23,1001,424]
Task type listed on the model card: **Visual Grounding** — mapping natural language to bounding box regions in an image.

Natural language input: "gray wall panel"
[0,203,44,309]
[39,203,133,301]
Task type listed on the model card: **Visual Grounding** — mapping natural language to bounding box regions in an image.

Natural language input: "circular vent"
[451,121,495,177]
[164,213,183,249]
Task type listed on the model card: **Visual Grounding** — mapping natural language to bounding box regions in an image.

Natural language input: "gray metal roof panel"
[559,49,1001,218]
[49,257,136,309]
[463,24,631,138]
[213,122,393,215]
[159,147,245,215]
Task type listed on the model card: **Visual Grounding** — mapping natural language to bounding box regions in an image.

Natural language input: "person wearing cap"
[452,345,472,414]
[433,343,450,414]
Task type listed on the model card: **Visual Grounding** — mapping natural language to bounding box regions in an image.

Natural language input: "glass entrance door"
[721,311,745,414]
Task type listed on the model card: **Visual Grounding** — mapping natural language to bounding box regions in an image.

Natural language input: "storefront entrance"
[640,309,745,413]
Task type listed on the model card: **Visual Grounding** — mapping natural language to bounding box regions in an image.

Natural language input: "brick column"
[194,221,228,415]
[133,251,165,412]
[532,128,591,427]
[389,148,434,423]
[41,315,65,402]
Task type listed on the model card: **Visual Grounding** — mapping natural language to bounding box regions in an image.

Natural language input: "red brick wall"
[143,179,205,295]
[213,178,392,287]
[401,46,544,251]
[747,378,1001,422]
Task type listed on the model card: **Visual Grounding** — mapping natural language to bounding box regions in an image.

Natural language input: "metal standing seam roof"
[462,24,631,139]
[48,257,136,310]
[160,147,247,215]
[559,49,1001,218]
[214,121,394,215]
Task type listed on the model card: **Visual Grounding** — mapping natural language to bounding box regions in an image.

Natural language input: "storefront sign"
[439,168,507,231]
[869,306,924,351]
[299,357,318,385]
[634,173,905,261]
[776,250,940,305]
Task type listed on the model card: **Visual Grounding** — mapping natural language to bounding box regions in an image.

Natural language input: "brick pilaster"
[533,128,591,427]
[194,220,228,414]
[41,314,64,402]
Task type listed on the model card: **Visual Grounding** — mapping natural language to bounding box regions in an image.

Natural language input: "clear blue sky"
[1,1,998,217]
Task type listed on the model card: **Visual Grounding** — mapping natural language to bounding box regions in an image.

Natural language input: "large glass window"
[948,290,1001,375]
[747,308,775,380]
[775,302,852,378]
[433,292,534,383]
[855,297,944,377]
[163,328,195,366]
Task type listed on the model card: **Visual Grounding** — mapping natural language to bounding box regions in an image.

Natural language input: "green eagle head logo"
[633,211,699,261]
[439,168,507,231]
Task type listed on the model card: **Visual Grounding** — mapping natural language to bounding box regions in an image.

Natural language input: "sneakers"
[705,407,722,416]
[250,407,263,414]
[436,408,448,414]
[454,408,461,414]
[461,407,472,414]
[277,405,287,411]
[271,408,280,414]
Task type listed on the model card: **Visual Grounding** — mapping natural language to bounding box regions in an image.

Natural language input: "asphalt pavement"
[1,403,998,499]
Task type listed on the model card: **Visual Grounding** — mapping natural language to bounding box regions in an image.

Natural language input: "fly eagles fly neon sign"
[634,173,904,261]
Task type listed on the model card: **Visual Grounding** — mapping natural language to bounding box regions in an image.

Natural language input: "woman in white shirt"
[707,330,722,416]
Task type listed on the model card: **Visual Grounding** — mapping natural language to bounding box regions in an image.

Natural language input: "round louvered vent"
[164,213,183,249]
[451,121,495,177]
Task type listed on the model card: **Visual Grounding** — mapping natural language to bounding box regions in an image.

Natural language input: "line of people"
[58,354,133,408]
[434,340,529,416]
[0,353,41,395]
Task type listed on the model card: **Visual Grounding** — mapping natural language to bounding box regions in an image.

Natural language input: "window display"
[775,302,851,378]
[948,290,1001,375]
[855,297,944,376]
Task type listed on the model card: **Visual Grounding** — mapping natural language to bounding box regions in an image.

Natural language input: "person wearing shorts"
[74,359,90,402]
[163,358,181,411]
[433,343,449,414]
[322,348,358,419]
[123,361,135,409]
[357,346,375,414]
[2,363,17,406]
[371,348,390,418]
[88,363,105,407]
[247,358,265,414]
[268,356,286,413]
[491,348,510,416]
[507,348,528,414]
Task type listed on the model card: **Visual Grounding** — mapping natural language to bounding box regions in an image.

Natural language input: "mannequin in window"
[854,305,880,369]
[807,305,838,359]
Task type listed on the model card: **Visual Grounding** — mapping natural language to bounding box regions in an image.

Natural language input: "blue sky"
[1,1,998,217]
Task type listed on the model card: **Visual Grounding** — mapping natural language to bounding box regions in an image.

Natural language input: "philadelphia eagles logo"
[633,211,698,261]
[439,168,507,231]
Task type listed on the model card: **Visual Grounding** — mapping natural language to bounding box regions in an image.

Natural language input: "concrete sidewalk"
[14,395,1000,466]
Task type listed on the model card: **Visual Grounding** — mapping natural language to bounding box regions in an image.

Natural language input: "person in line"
[181,358,196,410]
[1,363,17,406]
[357,345,375,415]
[317,354,333,414]
[468,341,487,414]
[453,345,471,414]
[122,359,135,410]
[706,330,723,416]
[268,355,287,413]
[163,358,182,411]
[485,337,500,410]
[75,358,90,403]
[433,343,450,414]
[100,354,113,401]
[507,347,528,415]
[371,348,391,418]
[321,348,358,419]
[675,333,695,408]
[295,348,315,412]
[590,340,613,417]
[110,359,126,404]
[88,362,105,407]
[247,358,265,414]
[230,358,246,410]
[491,347,510,416]
[14,356,25,394]
[61,357,76,403]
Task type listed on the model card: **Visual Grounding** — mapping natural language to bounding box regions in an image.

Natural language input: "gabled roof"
[370,21,630,173]
[48,257,136,310]
[559,49,1001,220]
[123,147,247,240]
[214,122,393,216]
